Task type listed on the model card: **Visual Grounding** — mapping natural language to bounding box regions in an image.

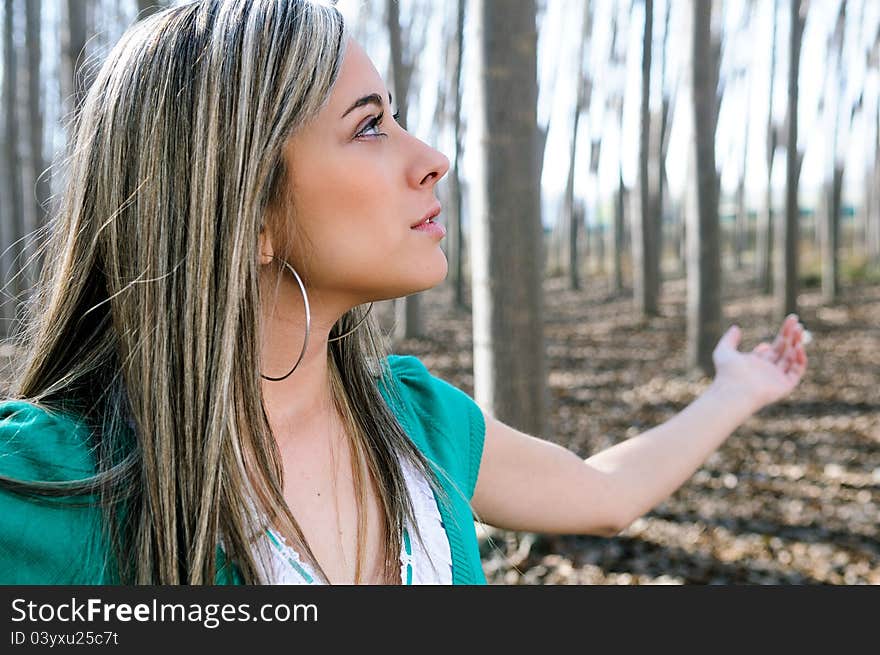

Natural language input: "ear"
[258,223,275,266]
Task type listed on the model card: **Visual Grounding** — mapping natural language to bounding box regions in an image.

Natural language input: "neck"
[259,281,358,446]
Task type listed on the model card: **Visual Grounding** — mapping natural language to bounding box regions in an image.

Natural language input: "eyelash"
[357,110,401,139]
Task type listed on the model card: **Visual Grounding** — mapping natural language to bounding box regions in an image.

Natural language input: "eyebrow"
[341,91,393,119]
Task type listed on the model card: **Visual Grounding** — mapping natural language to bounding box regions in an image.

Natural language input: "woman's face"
[268,38,450,310]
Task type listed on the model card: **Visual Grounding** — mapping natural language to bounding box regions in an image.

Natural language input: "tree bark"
[447,0,467,311]
[24,0,47,293]
[472,0,546,437]
[563,1,592,291]
[821,166,843,302]
[821,1,849,304]
[688,0,722,376]
[756,0,779,294]
[137,0,167,20]
[655,0,671,280]
[633,0,659,318]
[871,97,880,267]
[775,0,806,323]
[61,0,90,125]
[2,0,24,338]
[387,0,422,339]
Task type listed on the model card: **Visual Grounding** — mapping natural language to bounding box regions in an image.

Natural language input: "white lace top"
[251,454,453,585]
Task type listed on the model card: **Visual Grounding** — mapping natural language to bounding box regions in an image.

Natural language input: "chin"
[419,252,448,290]
[373,250,448,299]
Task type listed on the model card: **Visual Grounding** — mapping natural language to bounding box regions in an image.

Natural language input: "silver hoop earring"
[260,256,311,382]
[327,302,374,342]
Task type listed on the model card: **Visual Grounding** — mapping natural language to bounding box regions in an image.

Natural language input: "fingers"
[779,318,808,377]
[772,314,798,361]
[773,314,807,364]
[752,342,775,362]
[786,347,808,383]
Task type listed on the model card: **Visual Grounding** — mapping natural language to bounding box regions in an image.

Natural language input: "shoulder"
[0,399,108,584]
[0,399,97,481]
[377,355,486,500]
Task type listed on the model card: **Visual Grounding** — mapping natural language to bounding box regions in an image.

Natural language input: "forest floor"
[385,267,880,584]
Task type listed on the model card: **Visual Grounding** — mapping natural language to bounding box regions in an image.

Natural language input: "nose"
[407,137,450,189]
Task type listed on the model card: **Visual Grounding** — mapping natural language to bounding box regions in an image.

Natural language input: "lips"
[410,202,441,228]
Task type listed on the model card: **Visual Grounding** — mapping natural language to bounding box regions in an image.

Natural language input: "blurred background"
[0,0,877,583]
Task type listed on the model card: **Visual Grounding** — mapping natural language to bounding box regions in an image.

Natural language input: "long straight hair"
[0,0,457,585]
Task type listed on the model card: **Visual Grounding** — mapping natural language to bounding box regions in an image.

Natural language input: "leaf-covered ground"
[384,270,880,584]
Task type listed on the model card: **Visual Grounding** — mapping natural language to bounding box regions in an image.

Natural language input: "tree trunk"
[472,0,546,437]
[610,168,625,294]
[24,0,47,293]
[822,165,843,302]
[564,106,581,290]
[447,0,467,311]
[2,0,24,338]
[688,0,722,376]
[61,0,90,128]
[775,0,806,323]
[871,98,880,267]
[564,0,591,291]
[607,4,626,295]
[589,138,602,274]
[733,3,755,272]
[387,0,422,339]
[822,1,849,304]
[756,0,779,294]
[656,0,671,280]
[633,0,659,318]
[734,177,747,271]
[137,0,166,20]
[735,78,753,271]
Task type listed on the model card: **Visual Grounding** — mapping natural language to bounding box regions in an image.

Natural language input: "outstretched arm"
[470,314,809,536]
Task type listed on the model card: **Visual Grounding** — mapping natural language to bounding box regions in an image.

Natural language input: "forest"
[0,0,877,584]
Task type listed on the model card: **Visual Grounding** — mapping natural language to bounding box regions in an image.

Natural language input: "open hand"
[711,314,810,413]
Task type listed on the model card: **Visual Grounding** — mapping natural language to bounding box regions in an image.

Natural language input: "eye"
[355,110,402,139]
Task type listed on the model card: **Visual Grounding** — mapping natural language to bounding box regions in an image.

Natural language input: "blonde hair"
[2,0,453,585]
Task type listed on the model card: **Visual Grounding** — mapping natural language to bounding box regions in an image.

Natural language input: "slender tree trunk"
[871,98,880,267]
[649,108,663,278]
[734,178,747,270]
[563,106,581,289]
[564,0,592,291]
[387,0,422,339]
[822,2,849,304]
[612,170,625,293]
[633,0,659,318]
[735,68,753,270]
[606,4,626,295]
[61,0,90,128]
[24,0,47,293]
[756,0,779,293]
[776,0,806,323]
[137,0,167,20]
[472,0,545,437]
[448,0,467,311]
[551,204,564,277]
[2,0,24,338]
[732,2,755,272]
[822,166,843,301]
[655,0,671,281]
[688,0,722,376]
[589,139,602,274]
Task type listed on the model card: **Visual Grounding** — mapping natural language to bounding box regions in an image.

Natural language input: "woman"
[0,0,808,585]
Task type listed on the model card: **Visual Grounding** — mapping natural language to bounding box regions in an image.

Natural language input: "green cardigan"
[0,355,487,585]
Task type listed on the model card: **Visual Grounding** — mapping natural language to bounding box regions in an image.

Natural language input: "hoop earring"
[260,256,311,382]
[258,257,374,381]
[327,302,374,342]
